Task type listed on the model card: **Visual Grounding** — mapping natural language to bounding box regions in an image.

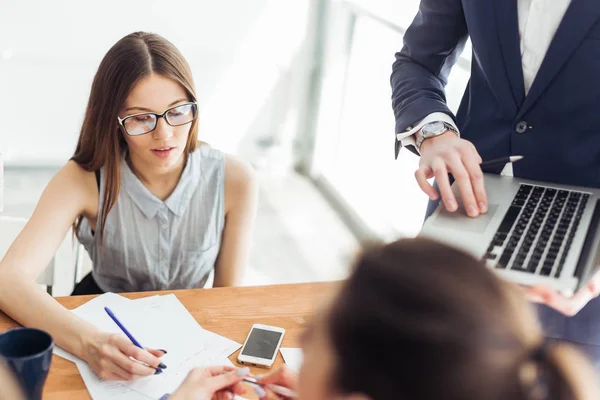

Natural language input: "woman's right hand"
[83,331,166,381]
[416,131,488,218]
[255,365,298,399]
[169,366,249,400]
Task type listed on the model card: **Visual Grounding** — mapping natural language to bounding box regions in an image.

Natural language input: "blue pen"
[104,307,167,373]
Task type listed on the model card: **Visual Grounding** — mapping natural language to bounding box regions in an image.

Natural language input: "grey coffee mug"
[0,328,53,400]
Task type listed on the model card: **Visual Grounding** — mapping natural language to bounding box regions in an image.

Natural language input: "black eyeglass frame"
[117,102,198,136]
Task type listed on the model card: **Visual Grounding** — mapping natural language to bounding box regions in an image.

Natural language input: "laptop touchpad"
[431,204,499,233]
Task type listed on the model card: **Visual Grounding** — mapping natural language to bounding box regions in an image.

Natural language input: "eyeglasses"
[117,102,198,136]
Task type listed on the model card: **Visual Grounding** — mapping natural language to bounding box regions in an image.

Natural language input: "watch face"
[423,121,446,135]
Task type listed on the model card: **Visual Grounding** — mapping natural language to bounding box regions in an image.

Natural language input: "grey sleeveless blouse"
[77,145,225,292]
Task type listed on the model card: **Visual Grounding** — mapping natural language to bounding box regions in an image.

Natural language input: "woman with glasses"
[0,32,257,380]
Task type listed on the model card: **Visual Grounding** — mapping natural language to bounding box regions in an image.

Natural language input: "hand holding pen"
[166,365,298,400]
[86,307,167,381]
[251,365,299,399]
[166,366,251,400]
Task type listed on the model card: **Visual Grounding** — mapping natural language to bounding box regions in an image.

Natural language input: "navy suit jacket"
[391,0,600,353]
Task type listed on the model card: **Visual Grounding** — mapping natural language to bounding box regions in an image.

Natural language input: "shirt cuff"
[396,112,460,153]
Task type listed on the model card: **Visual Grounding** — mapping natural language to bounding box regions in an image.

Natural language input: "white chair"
[0,216,55,295]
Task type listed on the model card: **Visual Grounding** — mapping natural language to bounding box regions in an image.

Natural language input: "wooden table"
[0,282,338,399]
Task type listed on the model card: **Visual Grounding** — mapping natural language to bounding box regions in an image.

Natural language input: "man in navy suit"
[391,0,600,365]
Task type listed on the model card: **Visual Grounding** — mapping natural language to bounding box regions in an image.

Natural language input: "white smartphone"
[237,324,286,368]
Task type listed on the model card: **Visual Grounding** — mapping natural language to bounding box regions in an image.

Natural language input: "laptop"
[419,173,600,296]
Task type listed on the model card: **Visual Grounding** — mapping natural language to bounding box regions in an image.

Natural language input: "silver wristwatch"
[416,121,458,151]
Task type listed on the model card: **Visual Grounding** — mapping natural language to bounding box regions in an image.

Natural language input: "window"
[310,1,470,240]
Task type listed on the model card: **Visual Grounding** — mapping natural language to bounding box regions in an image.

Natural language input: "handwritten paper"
[54,293,242,399]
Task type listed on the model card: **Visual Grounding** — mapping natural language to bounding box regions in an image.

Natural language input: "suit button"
[515,121,528,134]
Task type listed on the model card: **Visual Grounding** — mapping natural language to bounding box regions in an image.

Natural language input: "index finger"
[430,158,458,212]
[105,344,157,377]
[115,338,164,369]
[257,365,297,389]
[207,365,236,376]
[206,369,249,392]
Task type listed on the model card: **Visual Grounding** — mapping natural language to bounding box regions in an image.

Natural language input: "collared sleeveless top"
[77,145,225,292]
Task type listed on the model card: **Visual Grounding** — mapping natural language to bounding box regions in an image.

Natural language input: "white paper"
[76,361,152,400]
[280,348,303,372]
[53,346,82,363]
[53,293,242,399]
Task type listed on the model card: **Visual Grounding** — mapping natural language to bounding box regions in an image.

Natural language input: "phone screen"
[241,328,283,359]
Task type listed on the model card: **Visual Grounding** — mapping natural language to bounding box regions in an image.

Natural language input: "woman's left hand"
[524,270,600,316]
[168,366,250,400]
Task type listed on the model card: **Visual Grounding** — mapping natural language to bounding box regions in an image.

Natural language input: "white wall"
[0,0,318,166]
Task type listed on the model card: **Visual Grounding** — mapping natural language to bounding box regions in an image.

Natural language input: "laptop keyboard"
[484,184,589,278]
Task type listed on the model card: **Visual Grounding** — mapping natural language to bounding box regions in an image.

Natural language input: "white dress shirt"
[396,0,573,156]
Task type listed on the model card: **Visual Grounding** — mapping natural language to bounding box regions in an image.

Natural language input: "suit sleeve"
[391,0,469,156]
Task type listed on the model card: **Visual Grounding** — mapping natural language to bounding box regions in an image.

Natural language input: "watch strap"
[416,121,457,152]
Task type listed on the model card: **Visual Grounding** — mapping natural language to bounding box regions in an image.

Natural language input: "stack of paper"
[54,293,243,399]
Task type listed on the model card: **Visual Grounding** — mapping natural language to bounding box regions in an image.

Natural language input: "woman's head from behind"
[72,32,199,239]
[299,238,599,400]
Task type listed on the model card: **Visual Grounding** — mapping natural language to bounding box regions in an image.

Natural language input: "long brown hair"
[71,32,199,242]
[327,238,597,399]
